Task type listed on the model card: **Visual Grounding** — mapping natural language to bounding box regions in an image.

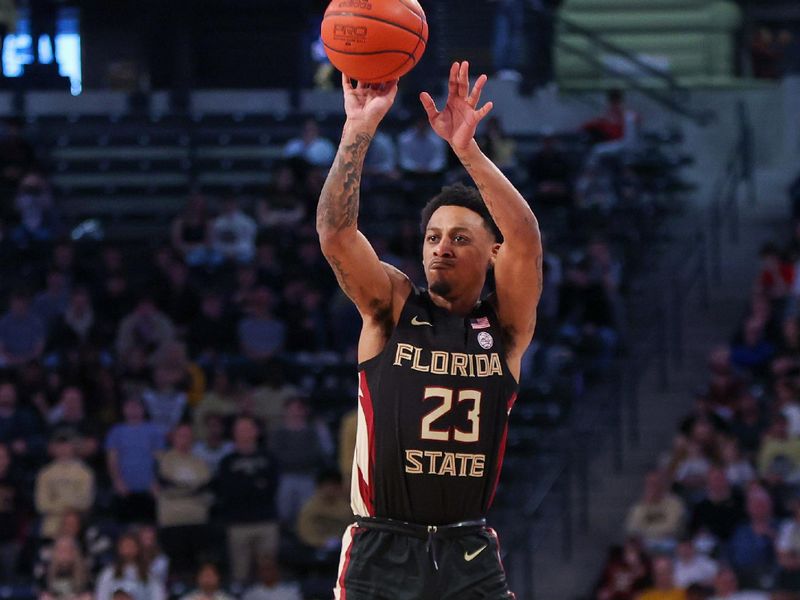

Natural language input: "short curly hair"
[419,183,502,242]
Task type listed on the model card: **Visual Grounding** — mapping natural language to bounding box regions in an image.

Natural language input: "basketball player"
[317,61,542,599]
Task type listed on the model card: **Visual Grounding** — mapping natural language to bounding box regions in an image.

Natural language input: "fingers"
[342,72,354,92]
[468,73,488,107]
[448,62,459,99]
[477,101,494,120]
[457,61,469,98]
[419,92,439,119]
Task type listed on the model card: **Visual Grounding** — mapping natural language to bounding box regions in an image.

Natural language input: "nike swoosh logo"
[464,544,488,562]
[411,316,433,327]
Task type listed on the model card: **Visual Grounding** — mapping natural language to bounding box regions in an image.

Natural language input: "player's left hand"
[420,61,494,152]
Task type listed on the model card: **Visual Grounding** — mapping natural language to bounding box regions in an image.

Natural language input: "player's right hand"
[342,73,399,130]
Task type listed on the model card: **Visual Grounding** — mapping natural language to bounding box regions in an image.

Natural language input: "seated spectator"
[35,430,95,540]
[241,557,302,600]
[170,194,222,268]
[689,467,746,546]
[250,360,300,431]
[39,536,91,600]
[0,287,46,367]
[193,413,234,474]
[0,442,23,580]
[720,438,756,490]
[638,555,687,600]
[477,116,516,174]
[0,381,45,463]
[362,130,399,186]
[593,537,652,600]
[398,117,447,176]
[730,318,775,380]
[94,533,166,600]
[32,269,70,333]
[152,341,206,408]
[116,294,176,371]
[727,487,777,589]
[580,89,641,167]
[48,387,101,464]
[136,525,169,587]
[237,287,287,363]
[296,469,352,551]
[141,366,189,431]
[757,414,800,478]
[187,291,238,365]
[256,164,306,230]
[755,243,793,303]
[672,441,712,504]
[105,396,167,523]
[214,416,280,584]
[775,499,800,595]
[282,119,335,168]
[624,470,685,553]
[180,562,234,600]
[674,537,718,589]
[156,260,200,332]
[211,197,257,264]
[33,509,114,581]
[710,566,769,600]
[528,134,573,207]
[270,397,333,525]
[11,171,60,248]
[47,286,103,355]
[192,369,238,440]
[155,424,212,580]
[730,394,766,458]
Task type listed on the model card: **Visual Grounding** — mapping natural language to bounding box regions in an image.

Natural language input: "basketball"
[321,0,428,83]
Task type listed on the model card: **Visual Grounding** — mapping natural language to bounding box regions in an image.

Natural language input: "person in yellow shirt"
[296,470,353,550]
[638,555,687,600]
[758,414,800,477]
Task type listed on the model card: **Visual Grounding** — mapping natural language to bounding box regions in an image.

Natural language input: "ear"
[488,243,501,269]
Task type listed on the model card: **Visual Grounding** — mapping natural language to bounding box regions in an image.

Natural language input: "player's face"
[422,206,498,299]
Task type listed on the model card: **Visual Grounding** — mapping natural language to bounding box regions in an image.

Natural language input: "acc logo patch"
[477,332,494,350]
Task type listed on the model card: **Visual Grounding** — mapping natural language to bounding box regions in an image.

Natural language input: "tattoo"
[329,255,354,299]
[317,132,373,232]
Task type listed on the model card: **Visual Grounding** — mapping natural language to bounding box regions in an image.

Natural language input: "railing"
[503,101,755,599]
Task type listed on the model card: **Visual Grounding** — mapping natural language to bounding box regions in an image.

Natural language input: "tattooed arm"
[317,76,412,359]
[421,62,541,371]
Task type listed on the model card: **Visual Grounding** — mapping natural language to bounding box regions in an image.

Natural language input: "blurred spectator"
[152,340,206,410]
[155,423,212,579]
[47,388,101,463]
[241,556,302,600]
[94,533,166,600]
[192,413,234,474]
[282,284,328,353]
[0,287,46,367]
[156,260,200,332]
[689,467,746,546]
[757,414,800,478]
[674,538,718,589]
[477,116,517,174]
[398,117,447,175]
[170,195,222,268]
[47,287,103,355]
[270,397,333,524]
[296,469,352,550]
[575,165,619,214]
[33,510,114,582]
[638,555,686,600]
[730,394,766,458]
[142,366,188,431]
[282,120,335,168]
[250,360,300,431]
[624,470,685,553]
[491,0,524,81]
[0,442,23,580]
[775,500,800,595]
[593,537,652,600]
[710,566,769,599]
[238,287,287,363]
[581,90,641,165]
[35,430,95,540]
[727,487,776,589]
[33,269,70,332]
[11,172,60,248]
[256,164,306,230]
[730,319,775,380]
[214,416,279,583]
[105,397,166,523]
[672,440,712,504]
[0,119,36,221]
[187,291,237,364]
[39,536,91,600]
[528,134,573,207]
[192,370,238,439]
[211,197,257,264]
[363,131,399,183]
[750,28,791,80]
[116,294,176,371]
[0,381,46,463]
[136,525,169,587]
[338,408,357,487]
[180,562,234,600]
[720,439,755,489]
[755,243,793,303]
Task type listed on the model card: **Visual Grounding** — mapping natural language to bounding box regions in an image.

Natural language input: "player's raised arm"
[317,75,408,322]
[420,62,543,358]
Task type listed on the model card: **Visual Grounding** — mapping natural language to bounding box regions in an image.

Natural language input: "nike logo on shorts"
[464,544,488,562]
[411,316,433,327]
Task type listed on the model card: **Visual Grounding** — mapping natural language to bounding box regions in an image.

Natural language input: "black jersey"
[351,287,519,525]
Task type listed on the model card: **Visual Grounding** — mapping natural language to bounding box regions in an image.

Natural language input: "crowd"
[593,218,800,598]
[0,86,665,600]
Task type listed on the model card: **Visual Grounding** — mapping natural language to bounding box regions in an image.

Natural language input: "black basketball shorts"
[334,517,516,600]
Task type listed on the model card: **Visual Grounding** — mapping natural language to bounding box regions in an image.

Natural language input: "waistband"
[356,516,487,540]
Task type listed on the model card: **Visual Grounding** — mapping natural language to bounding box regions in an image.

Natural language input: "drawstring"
[426,525,439,570]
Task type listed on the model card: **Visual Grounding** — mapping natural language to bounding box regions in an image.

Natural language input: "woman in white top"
[94,533,165,600]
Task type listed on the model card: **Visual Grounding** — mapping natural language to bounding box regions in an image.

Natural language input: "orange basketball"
[321,0,428,83]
